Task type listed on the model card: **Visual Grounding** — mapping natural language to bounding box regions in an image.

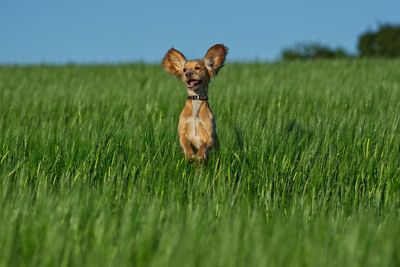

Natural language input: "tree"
[281,42,350,60]
[358,24,400,58]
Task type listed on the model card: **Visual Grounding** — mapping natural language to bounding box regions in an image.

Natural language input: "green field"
[0,60,400,267]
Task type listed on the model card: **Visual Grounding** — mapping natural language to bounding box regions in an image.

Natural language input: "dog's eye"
[183,68,187,72]
[195,66,201,70]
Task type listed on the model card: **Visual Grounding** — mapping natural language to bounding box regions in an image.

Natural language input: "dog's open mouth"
[186,79,201,88]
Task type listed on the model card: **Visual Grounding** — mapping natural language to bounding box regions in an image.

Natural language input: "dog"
[162,44,228,162]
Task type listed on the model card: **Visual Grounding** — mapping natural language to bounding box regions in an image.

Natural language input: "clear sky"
[0,0,399,64]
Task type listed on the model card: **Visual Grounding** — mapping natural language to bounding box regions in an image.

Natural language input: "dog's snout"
[185,71,193,78]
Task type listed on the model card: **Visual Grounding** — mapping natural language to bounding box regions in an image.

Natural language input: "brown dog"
[162,44,228,162]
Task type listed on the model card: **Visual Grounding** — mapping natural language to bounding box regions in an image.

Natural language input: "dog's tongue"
[189,80,197,87]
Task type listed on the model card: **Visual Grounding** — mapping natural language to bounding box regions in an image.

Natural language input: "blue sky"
[0,0,399,64]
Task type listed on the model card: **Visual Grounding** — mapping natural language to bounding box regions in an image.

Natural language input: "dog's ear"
[162,48,187,77]
[204,44,228,78]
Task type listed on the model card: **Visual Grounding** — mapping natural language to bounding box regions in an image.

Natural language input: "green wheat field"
[0,59,400,267]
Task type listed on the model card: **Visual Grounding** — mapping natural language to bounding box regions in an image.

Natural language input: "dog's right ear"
[162,48,187,77]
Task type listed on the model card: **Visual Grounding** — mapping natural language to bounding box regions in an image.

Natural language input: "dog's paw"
[185,154,196,162]
[195,155,207,165]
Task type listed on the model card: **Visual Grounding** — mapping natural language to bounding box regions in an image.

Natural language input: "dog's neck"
[186,86,208,99]
[186,86,208,117]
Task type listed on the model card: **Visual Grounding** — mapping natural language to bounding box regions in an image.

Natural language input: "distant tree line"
[282,43,349,60]
[281,23,400,60]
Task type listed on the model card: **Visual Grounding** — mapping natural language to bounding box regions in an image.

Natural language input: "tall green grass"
[0,60,399,266]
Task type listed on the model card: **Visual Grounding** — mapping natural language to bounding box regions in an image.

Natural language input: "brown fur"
[162,44,228,163]
[162,48,187,77]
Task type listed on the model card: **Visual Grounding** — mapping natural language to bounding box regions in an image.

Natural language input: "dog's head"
[162,44,228,91]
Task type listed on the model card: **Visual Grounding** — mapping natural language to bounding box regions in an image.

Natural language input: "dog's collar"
[187,95,208,101]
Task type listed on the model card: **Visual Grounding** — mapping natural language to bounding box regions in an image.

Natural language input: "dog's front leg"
[196,143,208,161]
[179,133,195,160]
[195,116,215,162]
[196,139,214,162]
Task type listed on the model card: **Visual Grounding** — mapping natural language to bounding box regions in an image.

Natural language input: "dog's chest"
[191,100,201,116]
[186,100,203,148]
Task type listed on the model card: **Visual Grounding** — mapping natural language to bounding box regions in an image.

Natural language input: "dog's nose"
[185,71,193,78]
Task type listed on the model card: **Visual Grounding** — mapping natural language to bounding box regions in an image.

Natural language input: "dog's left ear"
[162,48,187,77]
[204,44,228,78]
